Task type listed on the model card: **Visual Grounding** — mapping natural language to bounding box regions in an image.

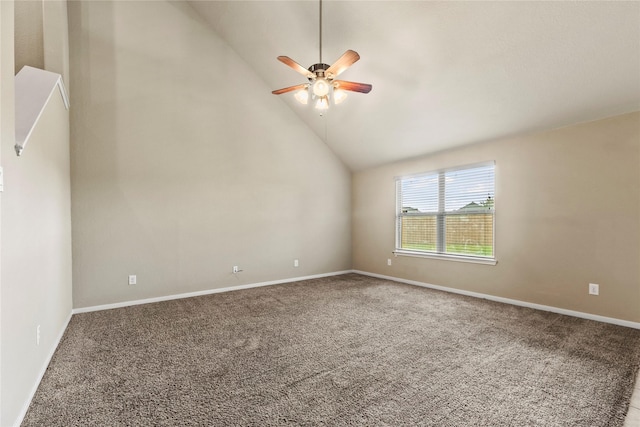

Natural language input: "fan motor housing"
[308,63,330,80]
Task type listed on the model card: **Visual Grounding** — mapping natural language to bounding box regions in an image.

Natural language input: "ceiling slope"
[188,1,640,171]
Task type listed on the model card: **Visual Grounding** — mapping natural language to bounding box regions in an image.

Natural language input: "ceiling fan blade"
[333,80,372,94]
[272,84,309,95]
[277,56,313,78]
[326,50,360,78]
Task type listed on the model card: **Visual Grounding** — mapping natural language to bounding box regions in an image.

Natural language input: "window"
[395,162,495,263]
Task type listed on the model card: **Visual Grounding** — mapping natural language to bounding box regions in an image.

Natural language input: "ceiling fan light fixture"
[333,89,348,105]
[315,96,329,110]
[271,0,372,111]
[312,78,330,97]
[294,88,309,105]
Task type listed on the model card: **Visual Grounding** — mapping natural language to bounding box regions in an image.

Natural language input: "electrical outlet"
[128,275,137,285]
[589,283,599,295]
[387,258,392,266]
[36,325,41,346]
[294,259,299,267]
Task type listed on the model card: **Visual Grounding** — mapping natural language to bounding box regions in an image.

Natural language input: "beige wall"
[1,2,73,425]
[14,0,68,87]
[14,0,44,74]
[0,0,9,420]
[68,1,351,309]
[1,91,72,427]
[353,112,640,323]
[43,1,70,90]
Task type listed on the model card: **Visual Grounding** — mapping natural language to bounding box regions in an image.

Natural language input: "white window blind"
[396,162,495,261]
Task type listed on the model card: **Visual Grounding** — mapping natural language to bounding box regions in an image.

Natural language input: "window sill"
[393,250,497,265]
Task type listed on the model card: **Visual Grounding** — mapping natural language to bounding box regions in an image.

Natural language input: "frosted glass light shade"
[333,89,348,104]
[315,96,329,110]
[312,78,330,97]
[294,89,309,105]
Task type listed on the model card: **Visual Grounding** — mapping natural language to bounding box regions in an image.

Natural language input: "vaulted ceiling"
[188,1,640,171]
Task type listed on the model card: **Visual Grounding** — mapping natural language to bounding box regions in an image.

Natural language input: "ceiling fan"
[271,0,372,111]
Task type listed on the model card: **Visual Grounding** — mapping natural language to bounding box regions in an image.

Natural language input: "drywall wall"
[14,0,44,74]
[353,112,640,323]
[43,0,70,92]
[68,1,351,309]
[1,2,73,425]
[0,0,9,420]
[1,90,72,427]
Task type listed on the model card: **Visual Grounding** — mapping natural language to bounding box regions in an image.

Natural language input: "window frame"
[394,161,497,265]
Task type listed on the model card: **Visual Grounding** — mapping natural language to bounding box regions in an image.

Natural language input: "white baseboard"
[75,269,640,328]
[14,271,351,426]
[13,311,73,427]
[353,270,640,330]
[14,269,638,427]
[73,270,353,314]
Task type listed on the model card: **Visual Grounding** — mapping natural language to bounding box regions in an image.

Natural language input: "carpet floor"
[22,273,640,426]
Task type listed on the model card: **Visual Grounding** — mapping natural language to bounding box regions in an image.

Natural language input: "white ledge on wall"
[14,65,70,156]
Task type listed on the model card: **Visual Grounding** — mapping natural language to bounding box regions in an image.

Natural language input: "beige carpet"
[22,273,640,426]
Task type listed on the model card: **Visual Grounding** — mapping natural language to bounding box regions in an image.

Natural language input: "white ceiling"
[188,1,640,171]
